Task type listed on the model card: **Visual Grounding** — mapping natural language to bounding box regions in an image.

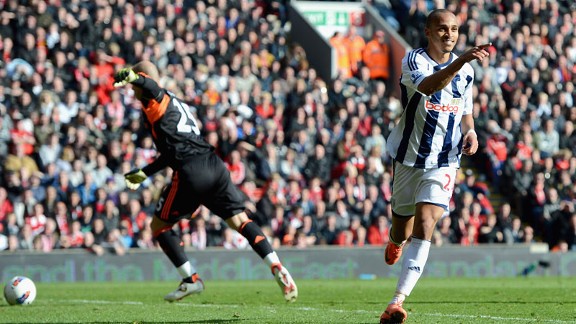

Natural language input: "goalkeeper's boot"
[164,274,204,302]
[271,263,298,302]
[385,240,405,265]
[380,301,408,324]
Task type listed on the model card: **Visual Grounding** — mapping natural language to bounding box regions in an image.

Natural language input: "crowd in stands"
[0,0,575,254]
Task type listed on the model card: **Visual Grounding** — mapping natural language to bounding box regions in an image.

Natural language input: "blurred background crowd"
[0,0,575,254]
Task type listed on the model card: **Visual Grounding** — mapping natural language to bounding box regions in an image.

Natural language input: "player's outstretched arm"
[113,68,139,87]
[124,155,170,190]
[113,67,165,102]
[417,43,491,96]
[458,43,492,64]
[141,154,169,177]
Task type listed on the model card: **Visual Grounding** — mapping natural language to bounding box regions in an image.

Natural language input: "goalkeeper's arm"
[125,155,169,190]
[114,68,164,103]
[141,154,170,176]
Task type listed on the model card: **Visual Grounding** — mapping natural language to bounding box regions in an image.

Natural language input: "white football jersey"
[387,48,474,169]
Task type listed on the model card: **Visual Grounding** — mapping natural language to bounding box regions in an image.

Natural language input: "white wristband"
[466,129,476,136]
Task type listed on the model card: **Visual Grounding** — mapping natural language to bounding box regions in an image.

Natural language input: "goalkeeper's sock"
[156,229,194,279]
[264,252,281,268]
[395,237,431,296]
[182,272,200,284]
[176,262,199,283]
[238,219,274,259]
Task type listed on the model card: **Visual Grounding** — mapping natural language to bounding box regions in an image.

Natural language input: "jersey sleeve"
[401,50,432,90]
[142,154,169,176]
[132,73,165,103]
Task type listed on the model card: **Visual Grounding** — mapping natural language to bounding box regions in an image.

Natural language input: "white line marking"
[174,303,239,308]
[66,299,144,305]
[63,300,573,323]
[419,312,573,323]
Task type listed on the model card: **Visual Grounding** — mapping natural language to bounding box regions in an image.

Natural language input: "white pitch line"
[174,303,240,308]
[64,300,573,323]
[66,299,144,305]
[419,312,573,323]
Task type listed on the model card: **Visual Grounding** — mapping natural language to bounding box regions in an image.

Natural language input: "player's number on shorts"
[174,99,200,135]
[443,174,452,191]
[156,197,165,212]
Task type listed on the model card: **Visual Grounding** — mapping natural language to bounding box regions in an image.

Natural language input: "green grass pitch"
[1,277,575,323]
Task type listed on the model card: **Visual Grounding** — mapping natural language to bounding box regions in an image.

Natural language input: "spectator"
[566,214,576,251]
[319,214,340,245]
[0,187,14,223]
[53,201,69,236]
[92,154,113,188]
[534,119,560,158]
[76,172,97,206]
[478,214,503,244]
[38,218,59,253]
[4,142,39,175]
[367,215,389,246]
[344,25,366,76]
[303,144,331,184]
[497,203,516,245]
[26,203,47,238]
[512,159,535,219]
[329,31,352,79]
[362,30,390,83]
[436,216,457,245]
[68,220,85,249]
[1,0,575,253]
[38,132,62,168]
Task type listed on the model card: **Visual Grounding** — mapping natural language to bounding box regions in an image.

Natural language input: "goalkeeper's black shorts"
[154,152,246,223]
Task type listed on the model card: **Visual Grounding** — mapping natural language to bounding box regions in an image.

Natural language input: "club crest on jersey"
[425,100,459,113]
[410,71,423,84]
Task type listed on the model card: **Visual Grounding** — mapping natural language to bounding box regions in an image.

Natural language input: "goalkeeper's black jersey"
[133,73,213,172]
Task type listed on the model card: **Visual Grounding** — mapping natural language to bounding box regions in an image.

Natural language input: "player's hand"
[124,169,147,190]
[113,68,139,87]
[462,130,478,156]
[461,43,491,64]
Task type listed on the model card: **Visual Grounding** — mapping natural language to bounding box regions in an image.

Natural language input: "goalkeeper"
[114,61,297,303]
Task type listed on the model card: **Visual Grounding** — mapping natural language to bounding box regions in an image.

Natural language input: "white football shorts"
[390,161,457,216]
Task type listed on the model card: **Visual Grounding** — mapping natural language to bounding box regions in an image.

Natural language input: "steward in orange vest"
[344,26,366,76]
[362,30,390,81]
[330,31,352,79]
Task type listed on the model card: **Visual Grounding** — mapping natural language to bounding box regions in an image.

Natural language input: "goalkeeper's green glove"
[124,169,147,190]
[113,68,139,87]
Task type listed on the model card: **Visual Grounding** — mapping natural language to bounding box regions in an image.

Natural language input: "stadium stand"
[0,0,575,254]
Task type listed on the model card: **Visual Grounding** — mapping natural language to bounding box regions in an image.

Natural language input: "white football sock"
[390,294,406,305]
[264,252,281,267]
[395,237,431,297]
[177,261,196,278]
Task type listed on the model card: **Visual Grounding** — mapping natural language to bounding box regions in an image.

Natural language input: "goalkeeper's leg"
[151,217,204,302]
[226,212,298,302]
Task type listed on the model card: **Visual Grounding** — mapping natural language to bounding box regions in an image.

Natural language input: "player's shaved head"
[425,9,456,29]
[132,60,159,82]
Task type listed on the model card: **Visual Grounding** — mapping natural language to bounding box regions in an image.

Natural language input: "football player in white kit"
[380,9,491,324]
